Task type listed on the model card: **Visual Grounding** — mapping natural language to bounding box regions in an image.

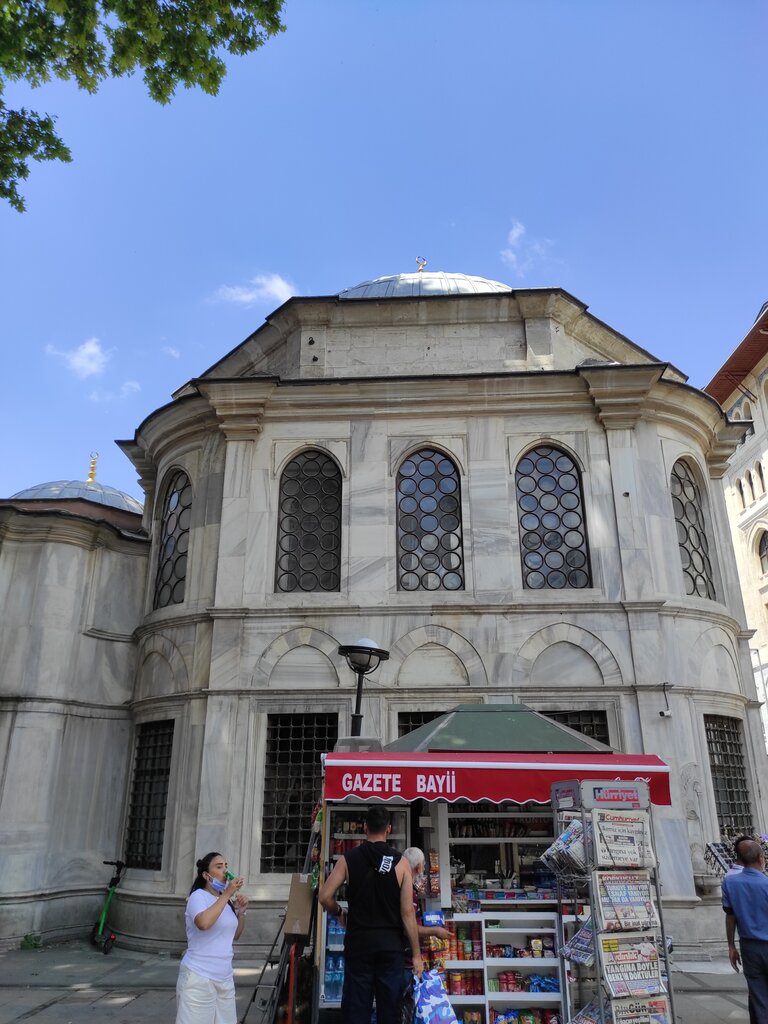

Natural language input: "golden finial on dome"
[416,256,427,272]
[87,451,99,483]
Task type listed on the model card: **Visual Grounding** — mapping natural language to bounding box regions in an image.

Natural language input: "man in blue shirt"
[722,839,768,1023]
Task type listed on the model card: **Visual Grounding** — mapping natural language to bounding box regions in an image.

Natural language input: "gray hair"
[403,847,425,872]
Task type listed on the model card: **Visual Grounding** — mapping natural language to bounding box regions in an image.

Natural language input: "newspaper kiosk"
[316,707,671,1024]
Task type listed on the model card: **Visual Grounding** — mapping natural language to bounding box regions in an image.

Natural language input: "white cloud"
[162,346,181,359]
[215,272,295,307]
[46,337,108,378]
[88,380,141,404]
[500,219,553,277]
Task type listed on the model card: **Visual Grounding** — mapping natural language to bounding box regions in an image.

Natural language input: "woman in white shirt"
[176,852,248,1024]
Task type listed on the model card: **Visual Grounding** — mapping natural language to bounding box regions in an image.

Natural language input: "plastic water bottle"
[325,955,336,1002]
[335,955,345,1000]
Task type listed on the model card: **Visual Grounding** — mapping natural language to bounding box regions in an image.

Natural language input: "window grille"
[545,709,610,747]
[125,720,175,870]
[760,533,768,575]
[153,470,192,609]
[275,451,341,592]
[398,710,446,737]
[704,715,753,835]
[396,448,464,591]
[670,461,716,600]
[261,714,338,873]
[515,446,591,589]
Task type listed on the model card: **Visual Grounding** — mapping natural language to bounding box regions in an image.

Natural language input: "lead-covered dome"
[339,271,512,300]
[11,479,143,514]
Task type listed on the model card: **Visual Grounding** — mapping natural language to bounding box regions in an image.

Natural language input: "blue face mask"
[210,878,227,893]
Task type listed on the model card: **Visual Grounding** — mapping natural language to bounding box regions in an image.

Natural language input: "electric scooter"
[90,859,126,954]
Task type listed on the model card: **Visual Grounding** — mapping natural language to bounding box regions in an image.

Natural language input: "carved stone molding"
[578,364,665,429]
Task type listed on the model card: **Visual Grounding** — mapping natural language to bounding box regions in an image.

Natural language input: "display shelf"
[332,832,406,839]
[444,960,484,969]
[486,957,560,968]
[486,993,561,1004]
[448,995,487,1005]
[449,837,553,845]
[447,812,552,819]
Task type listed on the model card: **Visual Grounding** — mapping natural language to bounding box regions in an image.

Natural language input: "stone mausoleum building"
[1,270,766,957]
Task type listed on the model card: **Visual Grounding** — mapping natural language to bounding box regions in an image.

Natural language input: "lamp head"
[338,638,390,675]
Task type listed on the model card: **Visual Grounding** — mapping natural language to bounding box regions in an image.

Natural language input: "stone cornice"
[0,696,130,718]
[195,379,276,440]
[129,394,220,470]
[0,507,148,553]
[578,363,666,428]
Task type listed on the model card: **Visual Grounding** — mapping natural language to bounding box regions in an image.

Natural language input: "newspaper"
[597,931,665,998]
[541,818,590,874]
[591,810,654,868]
[560,916,595,966]
[611,995,672,1024]
[567,997,611,1024]
[593,871,660,932]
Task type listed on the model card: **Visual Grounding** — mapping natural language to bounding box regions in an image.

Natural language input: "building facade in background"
[705,300,768,745]
[1,271,765,957]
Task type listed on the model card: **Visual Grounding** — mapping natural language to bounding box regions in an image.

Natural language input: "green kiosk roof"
[385,704,614,754]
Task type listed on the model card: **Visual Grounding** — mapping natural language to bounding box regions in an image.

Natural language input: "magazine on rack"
[611,995,672,1024]
[593,871,660,932]
[567,996,611,1024]
[560,916,595,966]
[591,809,655,868]
[597,931,665,998]
[540,818,590,874]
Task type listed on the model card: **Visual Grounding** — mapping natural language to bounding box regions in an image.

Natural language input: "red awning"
[323,751,671,805]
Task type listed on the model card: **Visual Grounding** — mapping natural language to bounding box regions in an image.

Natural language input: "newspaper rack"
[547,780,675,1024]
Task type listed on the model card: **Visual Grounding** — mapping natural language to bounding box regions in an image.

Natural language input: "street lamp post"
[337,638,390,737]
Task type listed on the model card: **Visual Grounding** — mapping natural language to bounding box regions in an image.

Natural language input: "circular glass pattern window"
[397,448,464,591]
[515,446,591,590]
[670,461,716,600]
[275,451,341,592]
[153,470,193,609]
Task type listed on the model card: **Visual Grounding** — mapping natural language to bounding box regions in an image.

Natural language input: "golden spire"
[87,451,99,483]
[416,256,427,272]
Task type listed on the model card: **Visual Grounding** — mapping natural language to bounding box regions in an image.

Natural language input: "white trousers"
[175,964,237,1024]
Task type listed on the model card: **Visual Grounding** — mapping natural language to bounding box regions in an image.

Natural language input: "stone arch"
[687,625,741,693]
[516,624,623,687]
[515,436,587,475]
[389,625,487,688]
[135,633,190,699]
[392,441,467,478]
[253,627,342,688]
[275,443,346,481]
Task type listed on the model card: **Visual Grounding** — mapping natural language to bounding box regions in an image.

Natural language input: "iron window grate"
[670,461,716,600]
[125,720,175,870]
[275,451,341,593]
[515,446,591,590]
[704,714,753,835]
[398,710,446,737]
[261,714,338,873]
[545,709,610,747]
[396,449,464,591]
[153,470,192,609]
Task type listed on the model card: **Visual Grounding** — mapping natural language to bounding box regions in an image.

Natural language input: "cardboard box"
[285,873,314,939]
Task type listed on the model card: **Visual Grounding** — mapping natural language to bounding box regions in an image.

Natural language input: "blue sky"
[2,0,766,503]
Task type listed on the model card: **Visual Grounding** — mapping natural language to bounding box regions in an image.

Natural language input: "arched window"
[757,463,765,494]
[737,480,746,509]
[396,448,464,591]
[515,445,591,589]
[275,450,341,592]
[153,469,192,609]
[760,533,768,575]
[733,410,742,421]
[747,471,756,503]
[670,460,716,600]
[743,401,753,421]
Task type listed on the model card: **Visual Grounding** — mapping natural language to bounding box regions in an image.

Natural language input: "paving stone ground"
[0,941,751,1022]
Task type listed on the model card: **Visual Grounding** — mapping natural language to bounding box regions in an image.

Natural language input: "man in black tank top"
[320,806,423,1024]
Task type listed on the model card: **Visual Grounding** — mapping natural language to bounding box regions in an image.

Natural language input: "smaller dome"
[339,271,512,300]
[10,480,143,514]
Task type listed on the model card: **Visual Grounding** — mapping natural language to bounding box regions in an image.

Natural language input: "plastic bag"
[413,969,458,1024]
